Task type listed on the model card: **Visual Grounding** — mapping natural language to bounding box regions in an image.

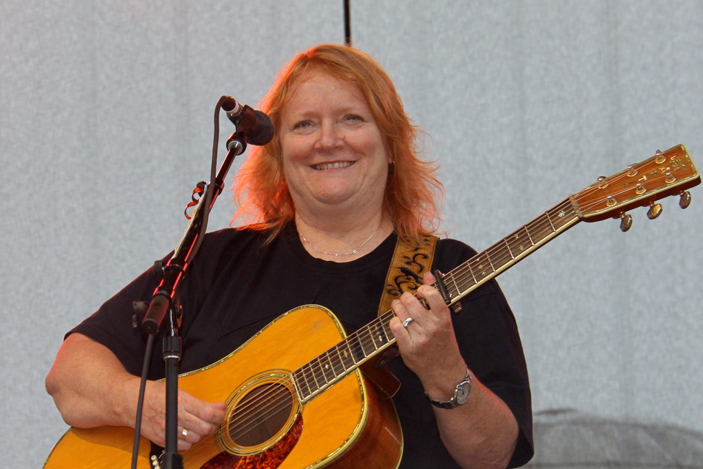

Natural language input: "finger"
[177,427,193,451]
[178,425,197,442]
[417,284,447,315]
[178,393,226,440]
[390,299,413,342]
[399,290,433,323]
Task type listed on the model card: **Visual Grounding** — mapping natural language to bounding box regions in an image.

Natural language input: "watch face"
[455,381,471,405]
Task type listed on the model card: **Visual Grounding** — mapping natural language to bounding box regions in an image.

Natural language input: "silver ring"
[402,317,414,328]
[180,428,189,440]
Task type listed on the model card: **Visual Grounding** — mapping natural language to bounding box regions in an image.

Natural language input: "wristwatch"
[425,368,472,409]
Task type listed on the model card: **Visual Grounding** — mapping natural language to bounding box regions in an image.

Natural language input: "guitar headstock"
[572,144,701,228]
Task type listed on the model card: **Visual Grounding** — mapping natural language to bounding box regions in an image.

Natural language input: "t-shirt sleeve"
[67,263,164,378]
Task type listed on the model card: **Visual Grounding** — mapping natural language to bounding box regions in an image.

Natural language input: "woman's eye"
[293,120,313,129]
[345,114,363,122]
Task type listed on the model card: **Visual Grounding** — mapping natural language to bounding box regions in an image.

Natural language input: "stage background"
[2,1,702,467]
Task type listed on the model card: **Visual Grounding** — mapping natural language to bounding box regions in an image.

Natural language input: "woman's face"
[279,71,391,218]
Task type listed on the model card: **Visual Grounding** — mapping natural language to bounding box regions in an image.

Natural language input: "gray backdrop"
[2,1,702,467]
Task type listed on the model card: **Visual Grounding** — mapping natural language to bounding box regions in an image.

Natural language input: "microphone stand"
[139,132,249,469]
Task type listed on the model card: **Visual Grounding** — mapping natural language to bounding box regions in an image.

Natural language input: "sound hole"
[229,382,294,447]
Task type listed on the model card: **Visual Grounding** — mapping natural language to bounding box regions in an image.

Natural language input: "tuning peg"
[679,191,692,209]
[647,203,663,220]
[619,213,633,232]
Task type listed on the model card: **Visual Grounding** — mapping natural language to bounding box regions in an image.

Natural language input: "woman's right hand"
[46,333,226,451]
[135,380,226,450]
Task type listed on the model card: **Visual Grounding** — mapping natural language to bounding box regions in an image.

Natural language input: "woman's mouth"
[312,161,355,170]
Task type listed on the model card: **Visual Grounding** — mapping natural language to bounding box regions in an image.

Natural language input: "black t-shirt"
[71,224,533,467]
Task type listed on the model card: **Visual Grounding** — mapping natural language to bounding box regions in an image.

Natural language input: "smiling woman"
[280,72,392,258]
[233,45,444,246]
[46,44,534,469]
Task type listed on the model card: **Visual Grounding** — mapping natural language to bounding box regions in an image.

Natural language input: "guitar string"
[222,316,396,436]
[219,342,374,444]
[207,316,396,444]
[460,165,680,282]
[177,375,294,464]
[129,165,684,466]
[215,172,669,442]
[213,166,678,435]
[175,165,680,460]
[222,379,295,442]
[217,313,393,446]
[448,169,679,296]
[212,157,693,442]
[447,199,576,295]
[217,199,583,434]
[83,167,673,467]
[216,199,585,431]
[223,309,403,439]
[220,342,364,432]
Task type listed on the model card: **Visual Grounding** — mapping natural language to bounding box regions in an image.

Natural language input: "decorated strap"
[377,235,439,317]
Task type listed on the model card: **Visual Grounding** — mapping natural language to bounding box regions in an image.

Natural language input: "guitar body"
[43,305,403,469]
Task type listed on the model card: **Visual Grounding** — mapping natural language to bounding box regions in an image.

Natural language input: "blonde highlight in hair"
[232,44,443,242]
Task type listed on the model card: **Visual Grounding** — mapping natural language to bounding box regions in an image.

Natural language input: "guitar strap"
[377,234,439,317]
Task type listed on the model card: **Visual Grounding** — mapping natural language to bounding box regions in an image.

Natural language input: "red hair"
[232,44,443,242]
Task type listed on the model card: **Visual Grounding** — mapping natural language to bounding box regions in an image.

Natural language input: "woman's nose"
[315,121,344,151]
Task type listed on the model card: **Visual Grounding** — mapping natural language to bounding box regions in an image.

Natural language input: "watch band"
[425,368,472,409]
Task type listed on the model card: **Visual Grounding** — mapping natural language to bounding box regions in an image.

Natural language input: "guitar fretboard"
[292,198,581,403]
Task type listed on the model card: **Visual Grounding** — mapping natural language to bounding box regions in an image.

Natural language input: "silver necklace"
[299,227,380,257]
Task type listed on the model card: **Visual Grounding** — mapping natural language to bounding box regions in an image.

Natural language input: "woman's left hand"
[389,272,468,399]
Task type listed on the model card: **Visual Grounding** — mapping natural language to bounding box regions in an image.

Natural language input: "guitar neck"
[442,197,581,303]
[291,197,581,403]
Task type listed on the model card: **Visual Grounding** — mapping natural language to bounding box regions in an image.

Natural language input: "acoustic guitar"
[43,144,700,469]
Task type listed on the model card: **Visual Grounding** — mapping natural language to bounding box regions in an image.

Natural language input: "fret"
[469,252,493,283]
[504,238,515,259]
[381,314,395,340]
[369,321,390,349]
[309,358,326,389]
[293,369,310,399]
[550,202,576,230]
[486,251,496,271]
[466,258,478,284]
[527,216,553,244]
[301,364,318,395]
[490,245,512,273]
[506,228,533,257]
[348,334,366,363]
[447,271,461,298]
[545,211,556,231]
[523,225,535,245]
[339,342,356,370]
[320,351,337,382]
[331,346,347,376]
[356,330,374,358]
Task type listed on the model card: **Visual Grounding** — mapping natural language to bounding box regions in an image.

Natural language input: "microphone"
[220,96,274,146]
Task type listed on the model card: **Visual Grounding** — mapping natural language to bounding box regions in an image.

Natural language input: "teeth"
[313,162,354,170]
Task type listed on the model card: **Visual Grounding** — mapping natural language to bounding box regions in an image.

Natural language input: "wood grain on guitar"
[43,145,699,469]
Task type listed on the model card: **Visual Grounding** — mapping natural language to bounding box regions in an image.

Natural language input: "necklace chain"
[299,227,380,257]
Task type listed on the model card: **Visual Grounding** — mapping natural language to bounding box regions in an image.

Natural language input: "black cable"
[131,333,156,469]
[185,101,220,265]
[130,102,223,468]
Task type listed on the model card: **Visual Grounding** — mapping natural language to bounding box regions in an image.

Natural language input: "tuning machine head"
[647,202,663,220]
[679,191,692,209]
[619,213,633,232]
